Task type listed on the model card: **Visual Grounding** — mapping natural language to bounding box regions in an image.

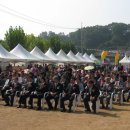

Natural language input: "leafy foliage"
[4,26,26,50]
[1,23,130,55]
[69,23,130,52]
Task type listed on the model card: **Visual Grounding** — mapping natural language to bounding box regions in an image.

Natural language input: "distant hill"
[69,23,130,52]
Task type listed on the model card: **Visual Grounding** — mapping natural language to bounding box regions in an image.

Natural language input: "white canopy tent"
[10,44,39,61]
[67,50,81,63]
[75,52,86,63]
[119,55,130,64]
[57,49,72,63]
[90,54,99,61]
[83,53,94,63]
[0,44,20,62]
[30,46,53,62]
[45,48,59,61]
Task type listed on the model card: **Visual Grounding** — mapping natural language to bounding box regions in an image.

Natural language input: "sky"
[0,0,130,39]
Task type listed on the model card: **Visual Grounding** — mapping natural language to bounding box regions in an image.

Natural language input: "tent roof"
[45,48,59,61]
[0,44,19,61]
[119,55,130,64]
[83,53,94,63]
[90,54,99,61]
[30,46,52,62]
[75,52,86,63]
[67,50,80,62]
[57,49,71,62]
[10,44,39,61]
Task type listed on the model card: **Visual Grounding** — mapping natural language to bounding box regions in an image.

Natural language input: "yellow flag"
[101,51,108,60]
[115,51,119,65]
[104,51,108,57]
[101,51,105,60]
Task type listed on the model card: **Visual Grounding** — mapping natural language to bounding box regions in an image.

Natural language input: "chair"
[103,93,113,109]
[72,94,81,112]
[113,89,124,105]
[88,97,100,113]
[13,91,20,106]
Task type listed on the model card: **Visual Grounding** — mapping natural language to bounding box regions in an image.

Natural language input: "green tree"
[4,26,26,50]
[35,37,49,53]
[49,36,61,53]
[26,34,49,52]
[26,34,36,51]
[61,41,76,54]
[0,40,10,50]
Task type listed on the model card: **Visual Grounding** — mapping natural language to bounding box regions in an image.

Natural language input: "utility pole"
[80,22,83,54]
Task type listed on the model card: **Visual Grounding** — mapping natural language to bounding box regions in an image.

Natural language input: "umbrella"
[84,66,94,70]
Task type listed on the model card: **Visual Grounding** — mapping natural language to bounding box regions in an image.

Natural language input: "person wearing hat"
[82,80,100,113]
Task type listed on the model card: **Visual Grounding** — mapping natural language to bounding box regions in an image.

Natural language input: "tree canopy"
[1,23,130,55]
[4,26,26,50]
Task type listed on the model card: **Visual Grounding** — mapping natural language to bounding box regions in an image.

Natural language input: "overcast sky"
[0,0,130,39]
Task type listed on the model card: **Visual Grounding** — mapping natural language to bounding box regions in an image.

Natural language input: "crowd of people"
[0,63,130,114]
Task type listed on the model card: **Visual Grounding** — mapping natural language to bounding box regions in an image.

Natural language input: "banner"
[101,51,108,60]
[115,51,120,65]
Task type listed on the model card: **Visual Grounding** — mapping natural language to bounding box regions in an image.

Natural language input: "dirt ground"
[0,99,130,130]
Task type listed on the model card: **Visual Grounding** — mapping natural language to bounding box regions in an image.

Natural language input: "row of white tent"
[0,44,100,64]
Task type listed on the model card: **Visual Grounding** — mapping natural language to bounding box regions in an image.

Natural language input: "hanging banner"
[101,51,108,60]
[115,51,120,65]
